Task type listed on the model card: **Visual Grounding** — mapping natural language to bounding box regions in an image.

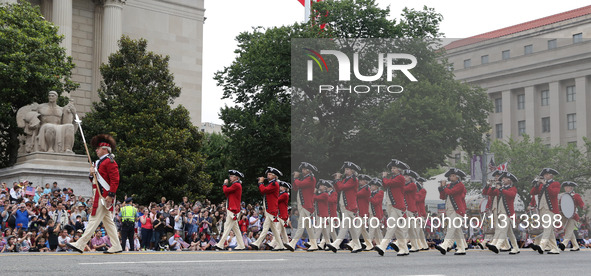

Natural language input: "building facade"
[445,6,591,148]
[2,0,204,125]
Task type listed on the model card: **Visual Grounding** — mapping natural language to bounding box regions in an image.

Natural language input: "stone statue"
[16,91,77,154]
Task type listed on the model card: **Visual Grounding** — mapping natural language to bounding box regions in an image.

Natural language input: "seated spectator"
[17,231,33,252]
[91,231,111,251]
[31,237,49,252]
[155,234,167,251]
[56,229,71,252]
[226,230,238,250]
[295,238,308,250]
[2,236,18,252]
[169,234,182,251]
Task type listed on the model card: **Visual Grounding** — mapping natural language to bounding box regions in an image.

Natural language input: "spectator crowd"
[2,180,591,253]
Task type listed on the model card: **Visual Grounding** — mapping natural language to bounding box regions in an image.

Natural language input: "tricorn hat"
[340,161,361,172]
[90,134,116,151]
[539,168,559,176]
[228,170,244,178]
[492,170,503,177]
[298,162,318,173]
[444,168,466,179]
[403,170,420,179]
[500,172,518,183]
[358,174,372,181]
[279,181,292,189]
[386,159,409,170]
[416,177,427,183]
[369,178,383,187]
[264,167,283,177]
[561,181,578,187]
[317,179,333,188]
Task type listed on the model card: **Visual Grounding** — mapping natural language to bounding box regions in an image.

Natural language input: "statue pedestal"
[0,152,92,197]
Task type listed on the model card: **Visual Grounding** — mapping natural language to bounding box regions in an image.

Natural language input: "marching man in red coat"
[487,172,520,255]
[376,159,409,257]
[214,170,246,250]
[356,174,372,250]
[314,179,332,249]
[559,181,585,251]
[483,170,511,251]
[435,168,467,255]
[67,134,122,254]
[368,178,384,249]
[326,161,363,253]
[403,170,420,253]
[529,168,561,254]
[250,167,293,251]
[289,162,319,251]
[269,181,292,250]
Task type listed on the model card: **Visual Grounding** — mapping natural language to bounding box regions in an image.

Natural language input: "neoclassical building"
[445,5,591,148]
[1,0,204,124]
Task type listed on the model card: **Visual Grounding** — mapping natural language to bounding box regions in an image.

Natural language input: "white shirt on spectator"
[174,215,183,231]
[57,236,72,252]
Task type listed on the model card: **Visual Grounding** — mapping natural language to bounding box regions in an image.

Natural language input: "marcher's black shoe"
[249,243,259,250]
[558,243,566,251]
[326,244,338,253]
[375,246,384,256]
[66,243,83,254]
[486,243,499,254]
[435,245,446,255]
[454,252,466,255]
[284,243,295,252]
[388,242,399,252]
[103,250,123,254]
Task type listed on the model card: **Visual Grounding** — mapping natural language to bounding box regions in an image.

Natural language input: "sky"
[201,0,587,125]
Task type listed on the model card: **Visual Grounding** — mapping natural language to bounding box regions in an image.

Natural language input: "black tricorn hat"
[340,161,361,172]
[279,181,292,189]
[265,167,283,177]
[444,168,466,179]
[403,170,420,179]
[561,181,578,187]
[369,178,383,187]
[317,179,333,188]
[539,168,559,176]
[358,174,372,181]
[500,172,518,183]
[298,162,318,173]
[492,170,503,177]
[387,159,409,170]
[90,134,116,151]
[228,170,244,178]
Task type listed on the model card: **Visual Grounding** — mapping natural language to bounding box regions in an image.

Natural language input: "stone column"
[501,90,513,140]
[101,0,125,64]
[549,82,561,146]
[40,0,53,22]
[575,76,589,147]
[52,0,73,56]
[524,86,537,137]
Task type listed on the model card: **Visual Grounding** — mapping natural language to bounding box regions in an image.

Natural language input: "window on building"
[496,123,503,139]
[573,33,583,43]
[541,90,549,106]
[566,85,576,102]
[517,94,525,110]
[502,50,510,60]
[495,98,502,113]
[481,55,489,64]
[542,117,550,133]
[463,59,471,69]
[518,120,526,136]
[524,44,533,55]
[567,113,577,130]
[548,39,557,49]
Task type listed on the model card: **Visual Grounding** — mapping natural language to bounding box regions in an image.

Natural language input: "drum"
[480,198,488,213]
[560,193,575,219]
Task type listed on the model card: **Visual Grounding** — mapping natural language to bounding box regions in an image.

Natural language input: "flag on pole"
[496,162,508,172]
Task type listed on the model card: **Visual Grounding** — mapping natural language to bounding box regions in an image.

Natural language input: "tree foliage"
[0,1,77,167]
[81,36,210,205]
[487,135,591,212]
[215,0,492,202]
[200,132,231,203]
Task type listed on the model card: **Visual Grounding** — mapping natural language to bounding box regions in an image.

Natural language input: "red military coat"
[415,188,427,217]
[356,185,370,217]
[383,174,406,211]
[439,181,466,215]
[91,155,120,216]
[497,186,517,216]
[293,174,316,213]
[328,190,337,217]
[531,181,560,214]
[223,181,242,215]
[483,185,499,210]
[404,182,418,213]
[567,193,585,222]
[335,176,358,213]
[278,191,289,221]
[314,192,329,218]
[369,190,384,220]
[259,179,279,216]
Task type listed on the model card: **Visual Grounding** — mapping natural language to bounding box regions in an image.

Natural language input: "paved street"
[1,248,590,275]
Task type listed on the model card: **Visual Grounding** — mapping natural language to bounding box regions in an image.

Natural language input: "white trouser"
[368,215,383,245]
[377,205,408,254]
[216,210,245,249]
[440,208,465,253]
[253,211,284,249]
[406,211,420,250]
[270,217,290,248]
[330,208,361,250]
[493,209,519,253]
[71,200,122,252]
[315,216,331,247]
[561,217,579,249]
[288,205,318,249]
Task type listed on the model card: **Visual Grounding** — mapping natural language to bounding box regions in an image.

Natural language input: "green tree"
[0,1,78,167]
[487,135,591,211]
[81,36,210,205]
[200,132,231,203]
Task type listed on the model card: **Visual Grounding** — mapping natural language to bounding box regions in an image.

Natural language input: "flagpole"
[304,0,311,22]
[482,133,490,188]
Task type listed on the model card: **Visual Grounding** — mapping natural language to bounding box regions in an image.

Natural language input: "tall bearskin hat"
[90,134,116,152]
